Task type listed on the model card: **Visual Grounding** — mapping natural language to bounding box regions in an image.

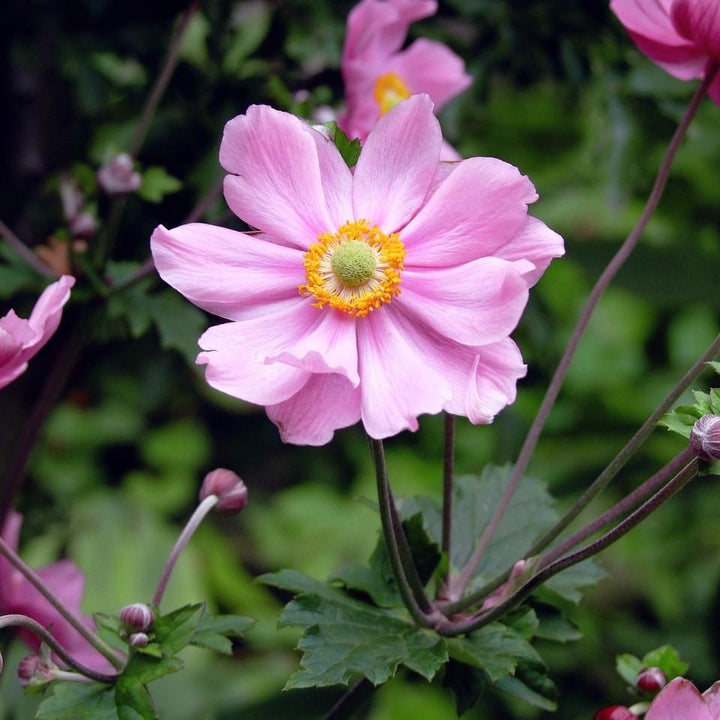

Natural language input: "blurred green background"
[1,0,720,718]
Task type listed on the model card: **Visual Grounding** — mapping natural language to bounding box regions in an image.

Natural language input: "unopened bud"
[200,468,248,514]
[69,211,98,239]
[17,655,55,687]
[97,153,142,196]
[593,706,636,720]
[690,414,720,461]
[636,666,667,695]
[119,602,155,632]
[129,632,149,648]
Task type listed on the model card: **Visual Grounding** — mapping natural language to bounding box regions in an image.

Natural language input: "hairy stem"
[440,451,697,635]
[0,615,118,683]
[152,494,218,607]
[0,220,55,278]
[0,539,124,669]
[451,64,719,600]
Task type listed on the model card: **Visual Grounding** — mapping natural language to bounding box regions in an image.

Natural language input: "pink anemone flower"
[645,677,720,719]
[339,0,471,155]
[611,0,720,104]
[0,512,112,672]
[151,95,564,446]
[0,275,75,389]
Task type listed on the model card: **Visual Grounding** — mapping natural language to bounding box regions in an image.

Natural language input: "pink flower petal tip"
[151,95,564,445]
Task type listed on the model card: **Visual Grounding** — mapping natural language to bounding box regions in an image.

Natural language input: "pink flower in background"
[0,275,75,390]
[645,677,720,719]
[0,512,111,672]
[611,0,720,104]
[339,0,471,151]
[151,95,563,445]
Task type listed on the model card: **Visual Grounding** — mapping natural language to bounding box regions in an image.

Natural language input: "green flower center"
[330,240,378,288]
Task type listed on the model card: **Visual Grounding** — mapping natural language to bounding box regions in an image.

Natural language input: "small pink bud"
[690,414,720,461]
[200,468,248,514]
[68,211,98,239]
[97,153,142,196]
[17,655,55,687]
[593,706,636,720]
[636,666,667,695]
[119,602,155,632]
[129,632,149,648]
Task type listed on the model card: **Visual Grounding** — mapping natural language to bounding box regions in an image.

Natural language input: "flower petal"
[23,275,75,359]
[672,0,720,62]
[220,105,335,248]
[267,373,362,445]
[401,156,538,267]
[494,216,565,287]
[646,678,713,720]
[151,223,305,320]
[357,307,451,438]
[389,38,472,109]
[311,129,354,226]
[267,307,359,386]
[399,257,530,346]
[353,94,442,232]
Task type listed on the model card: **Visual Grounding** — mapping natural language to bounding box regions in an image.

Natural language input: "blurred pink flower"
[151,95,563,445]
[645,677,720,719]
[97,153,142,196]
[0,275,75,389]
[338,0,471,150]
[0,512,111,672]
[611,0,720,104]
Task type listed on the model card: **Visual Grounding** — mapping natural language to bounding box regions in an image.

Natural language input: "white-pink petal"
[352,94,442,232]
[401,156,538,267]
[267,373,362,445]
[151,223,305,321]
[220,105,334,249]
[311,129,354,225]
[646,678,713,720]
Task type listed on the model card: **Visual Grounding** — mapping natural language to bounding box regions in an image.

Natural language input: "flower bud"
[119,602,155,632]
[97,153,142,196]
[593,706,636,720]
[636,666,667,695]
[200,468,248,514]
[17,655,55,687]
[129,632,149,648]
[690,414,720,461]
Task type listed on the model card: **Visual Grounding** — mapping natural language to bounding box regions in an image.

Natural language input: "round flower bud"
[636,666,667,695]
[690,414,720,461]
[129,632,149,648]
[119,602,155,632]
[200,468,248,514]
[593,706,636,720]
[17,655,55,687]
[97,153,142,196]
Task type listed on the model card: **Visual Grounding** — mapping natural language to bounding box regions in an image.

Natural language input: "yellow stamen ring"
[374,72,411,115]
[299,220,406,317]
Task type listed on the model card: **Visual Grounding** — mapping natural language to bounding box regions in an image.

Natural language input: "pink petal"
[310,128,354,225]
[21,275,74,360]
[398,257,530,346]
[267,373,362,445]
[646,678,713,720]
[494,216,565,287]
[151,223,305,320]
[702,681,720,714]
[611,0,687,46]
[0,511,23,598]
[389,38,472,110]
[672,0,720,61]
[266,307,359,386]
[352,94,442,232]
[220,105,335,249]
[357,307,452,438]
[0,327,25,388]
[401,156,538,267]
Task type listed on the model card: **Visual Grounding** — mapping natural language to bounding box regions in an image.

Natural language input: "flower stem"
[451,63,719,600]
[152,494,219,607]
[0,220,55,278]
[443,331,720,614]
[442,413,455,562]
[0,614,118,684]
[439,451,698,635]
[322,678,375,720]
[0,539,124,669]
[368,438,432,625]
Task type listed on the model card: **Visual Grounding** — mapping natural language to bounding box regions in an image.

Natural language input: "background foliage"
[1,0,719,718]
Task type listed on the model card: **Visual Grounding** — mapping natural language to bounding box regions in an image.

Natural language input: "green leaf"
[332,540,401,608]
[37,683,117,720]
[446,623,541,682]
[153,604,205,655]
[119,652,184,686]
[541,559,607,605]
[114,682,158,720]
[137,167,182,203]
[262,570,447,688]
[494,667,558,711]
[146,291,207,364]
[443,662,487,716]
[642,644,689,680]
[325,122,361,167]
[534,613,582,643]
[707,361,720,375]
[616,653,644,687]
[191,613,254,655]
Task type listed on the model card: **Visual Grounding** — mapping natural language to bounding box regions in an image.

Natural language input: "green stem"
[442,413,455,562]
[450,63,719,602]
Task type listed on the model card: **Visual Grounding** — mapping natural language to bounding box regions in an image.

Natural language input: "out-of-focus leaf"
[192,613,254,654]
[223,1,272,73]
[91,52,147,87]
[642,644,689,680]
[137,167,182,203]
